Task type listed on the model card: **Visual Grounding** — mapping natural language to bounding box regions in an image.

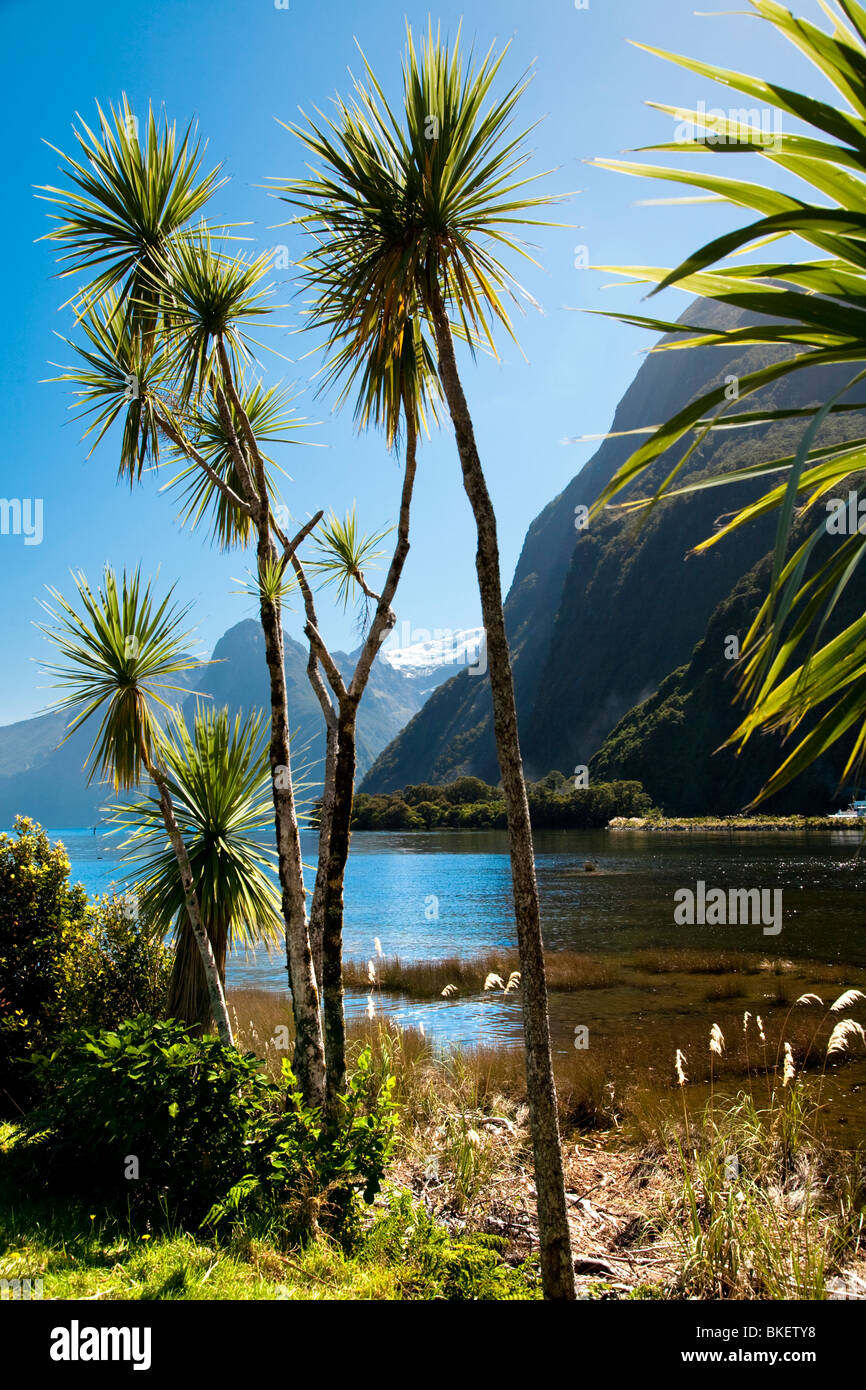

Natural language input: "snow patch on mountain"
[380,625,485,682]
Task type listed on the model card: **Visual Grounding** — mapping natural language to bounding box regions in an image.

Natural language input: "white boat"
[830,799,866,819]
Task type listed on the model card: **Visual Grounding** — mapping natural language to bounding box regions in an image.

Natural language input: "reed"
[341,950,622,998]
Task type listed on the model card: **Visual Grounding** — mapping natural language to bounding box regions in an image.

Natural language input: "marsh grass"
[228,983,866,1139]
[343,948,850,1000]
[4,976,864,1302]
[649,995,866,1299]
[658,1081,864,1299]
[342,951,621,997]
[630,949,846,979]
[703,977,747,1002]
[223,976,866,1301]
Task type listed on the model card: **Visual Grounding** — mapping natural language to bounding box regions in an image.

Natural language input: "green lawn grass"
[0,1124,539,1302]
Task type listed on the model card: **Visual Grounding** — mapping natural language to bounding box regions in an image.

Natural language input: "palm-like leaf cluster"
[39,568,202,790]
[274,20,560,442]
[590,0,866,800]
[113,706,283,952]
[51,288,172,480]
[38,95,225,319]
[168,382,301,548]
[149,225,276,402]
[307,505,392,609]
[43,98,308,527]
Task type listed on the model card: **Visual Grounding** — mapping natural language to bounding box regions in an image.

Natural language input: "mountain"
[0,620,433,826]
[361,298,866,810]
[192,619,430,781]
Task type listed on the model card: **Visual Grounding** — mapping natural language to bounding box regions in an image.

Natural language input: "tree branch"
[217,337,270,498]
[154,408,253,518]
[210,374,260,517]
[277,513,348,704]
[349,396,418,700]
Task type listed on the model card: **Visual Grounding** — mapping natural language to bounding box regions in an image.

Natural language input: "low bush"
[14,1015,397,1244]
[207,1049,397,1246]
[61,892,172,1030]
[363,1190,539,1299]
[0,818,91,1107]
[18,1015,275,1222]
[0,818,171,1112]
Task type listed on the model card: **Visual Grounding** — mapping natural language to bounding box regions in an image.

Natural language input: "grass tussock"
[344,947,850,996]
[228,984,866,1135]
[651,1007,866,1299]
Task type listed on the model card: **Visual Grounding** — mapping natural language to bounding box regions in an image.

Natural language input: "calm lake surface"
[39,824,866,1048]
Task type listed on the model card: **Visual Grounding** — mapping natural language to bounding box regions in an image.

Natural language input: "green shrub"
[364,1190,539,1299]
[0,818,90,1108]
[19,1014,278,1222]
[0,819,173,1112]
[61,893,172,1031]
[18,1016,397,1243]
[207,1048,397,1246]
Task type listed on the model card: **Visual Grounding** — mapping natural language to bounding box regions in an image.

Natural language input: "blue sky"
[0,0,822,723]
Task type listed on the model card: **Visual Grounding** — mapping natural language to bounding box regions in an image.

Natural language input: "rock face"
[361,298,866,811]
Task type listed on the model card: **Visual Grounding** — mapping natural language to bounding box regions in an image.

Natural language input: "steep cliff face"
[589,503,865,815]
[362,299,866,804]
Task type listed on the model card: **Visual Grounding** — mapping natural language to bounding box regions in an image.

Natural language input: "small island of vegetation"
[349,774,654,831]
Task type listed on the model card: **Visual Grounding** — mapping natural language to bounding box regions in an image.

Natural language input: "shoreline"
[607,815,864,832]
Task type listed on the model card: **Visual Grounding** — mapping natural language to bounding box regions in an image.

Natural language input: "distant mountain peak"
[380,626,485,679]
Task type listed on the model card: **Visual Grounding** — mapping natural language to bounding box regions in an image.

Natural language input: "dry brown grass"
[631,948,768,975]
[227,962,866,1146]
[703,977,748,1002]
[346,947,851,999]
[631,948,850,981]
[343,950,622,998]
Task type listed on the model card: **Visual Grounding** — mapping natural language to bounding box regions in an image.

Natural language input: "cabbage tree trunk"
[167,915,228,1036]
[256,528,327,1110]
[150,765,233,1048]
[429,280,575,1301]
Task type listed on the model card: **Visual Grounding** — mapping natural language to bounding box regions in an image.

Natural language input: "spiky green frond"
[49,289,174,482]
[148,225,275,401]
[273,20,561,440]
[38,568,203,790]
[111,705,283,950]
[38,95,225,327]
[233,552,298,608]
[166,382,308,547]
[588,0,866,802]
[307,504,392,609]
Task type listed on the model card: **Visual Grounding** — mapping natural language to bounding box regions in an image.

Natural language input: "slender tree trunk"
[309,713,338,988]
[255,530,327,1109]
[150,767,234,1048]
[167,917,228,1035]
[211,337,325,1107]
[297,402,419,1115]
[429,281,575,1300]
[321,710,357,1113]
